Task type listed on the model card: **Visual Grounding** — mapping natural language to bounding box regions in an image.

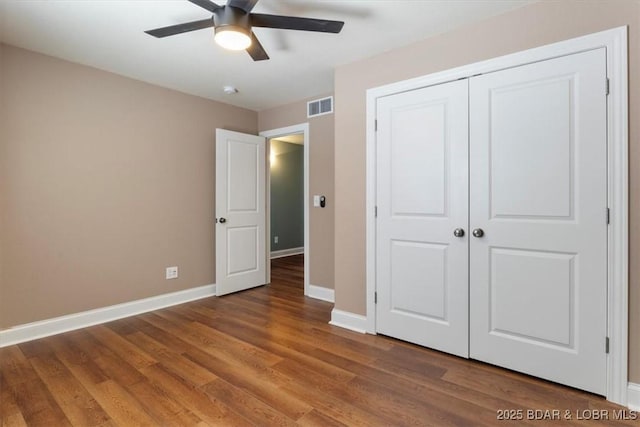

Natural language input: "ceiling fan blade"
[227,0,259,13]
[187,0,221,13]
[251,13,344,33]
[246,32,269,61]
[145,18,214,38]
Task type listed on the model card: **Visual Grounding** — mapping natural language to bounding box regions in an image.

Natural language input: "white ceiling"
[0,0,535,111]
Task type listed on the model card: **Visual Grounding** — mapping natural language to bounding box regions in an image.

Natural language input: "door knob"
[472,228,484,238]
[453,228,465,237]
[219,217,227,224]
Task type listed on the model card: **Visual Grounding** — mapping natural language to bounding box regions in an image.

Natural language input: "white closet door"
[376,80,469,357]
[469,49,608,394]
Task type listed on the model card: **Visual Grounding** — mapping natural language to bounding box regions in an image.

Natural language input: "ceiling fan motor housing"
[213,6,251,37]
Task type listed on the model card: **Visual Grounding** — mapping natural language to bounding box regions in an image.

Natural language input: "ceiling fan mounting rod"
[213,5,251,33]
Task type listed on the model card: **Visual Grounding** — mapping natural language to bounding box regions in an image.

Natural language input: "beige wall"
[259,96,335,289]
[0,43,7,304]
[334,0,640,382]
[0,44,6,304]
[0,44,257,328]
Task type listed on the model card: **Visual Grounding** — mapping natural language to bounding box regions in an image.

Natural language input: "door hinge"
[607,207,610,225]
[374,291,378,304]
[375,206,378,218]
[374,119,378,131]
[605,337,610,354]
[606,78,610,96]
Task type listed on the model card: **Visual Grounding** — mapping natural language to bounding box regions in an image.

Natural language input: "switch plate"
[313,195,321,207]
[166,266,178,280]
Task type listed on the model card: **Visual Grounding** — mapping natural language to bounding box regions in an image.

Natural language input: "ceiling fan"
[145,0,345,61]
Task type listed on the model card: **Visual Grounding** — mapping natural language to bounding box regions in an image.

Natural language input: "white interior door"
[469,49,608,394]
[376,80,469,357]
[216,129,266,296]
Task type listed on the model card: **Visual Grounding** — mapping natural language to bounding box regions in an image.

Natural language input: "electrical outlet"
[274,236,279,244]
[166,266,178,280]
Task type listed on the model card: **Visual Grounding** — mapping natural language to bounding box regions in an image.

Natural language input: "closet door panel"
[469,48,608,395]
[376,80,469,358]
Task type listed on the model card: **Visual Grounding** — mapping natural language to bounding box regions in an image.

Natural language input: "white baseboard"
[329,309,367,334]
[307,284,335,303]
[0,284,216,348]
[629,382,640,411]
[270,247,304,259]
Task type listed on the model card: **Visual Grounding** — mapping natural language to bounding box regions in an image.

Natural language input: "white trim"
[0,284,216,347]
[270,247,304,259]
[604,27,629,407]
[365,26,628,405]
[628,383,640,411]
[365,70,378,335]
[260,123,310,297]
[329,309,367,333]
[308,284,335,303]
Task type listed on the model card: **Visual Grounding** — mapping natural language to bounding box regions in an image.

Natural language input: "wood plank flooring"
[1,255,636,426]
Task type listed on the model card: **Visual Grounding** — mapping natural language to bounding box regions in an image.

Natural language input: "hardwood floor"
[1,254,636,426]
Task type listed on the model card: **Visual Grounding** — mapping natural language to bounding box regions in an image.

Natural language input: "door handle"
[472,228,484,238]
[218,217,227,224]
[453,228,465,237]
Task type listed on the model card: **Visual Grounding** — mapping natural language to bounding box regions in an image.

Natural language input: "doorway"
[270,135,304,260]
[260,124,310,296]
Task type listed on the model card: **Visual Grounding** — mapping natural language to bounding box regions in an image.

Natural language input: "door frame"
[365,27,628,405]
[260,123,310,296]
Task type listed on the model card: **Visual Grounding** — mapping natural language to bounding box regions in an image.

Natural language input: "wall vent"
[307,96,333,118]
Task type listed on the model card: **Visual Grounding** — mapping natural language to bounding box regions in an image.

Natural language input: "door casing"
[260,123,310,296]
[364,27,628,405]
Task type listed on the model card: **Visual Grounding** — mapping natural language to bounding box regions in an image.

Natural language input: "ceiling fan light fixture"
[145,0,345,61]
[215,26,251,50]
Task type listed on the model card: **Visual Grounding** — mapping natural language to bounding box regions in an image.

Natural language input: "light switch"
[313,195,321,207]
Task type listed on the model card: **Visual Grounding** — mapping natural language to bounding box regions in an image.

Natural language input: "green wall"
[270,140,303,252]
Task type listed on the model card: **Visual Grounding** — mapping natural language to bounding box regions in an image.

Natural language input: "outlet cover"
[166,266,178,280]
[274,236,279,244]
